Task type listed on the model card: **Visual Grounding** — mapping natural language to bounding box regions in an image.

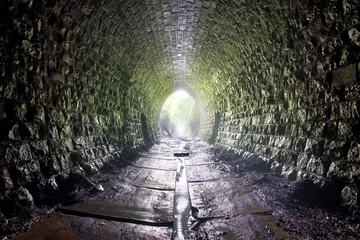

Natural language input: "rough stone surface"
[2,187,34,218]
[205,0,360,206]
[0,0,360,231]
[331,63,358,87]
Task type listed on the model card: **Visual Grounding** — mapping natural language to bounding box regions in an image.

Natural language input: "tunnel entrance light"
[160,90,196,137]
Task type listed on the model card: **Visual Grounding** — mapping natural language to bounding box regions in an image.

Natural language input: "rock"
[2,187,34,217]
[11,161,41,186]
[0,168,13,193]
[90,184,104,193]
[247,157,271,173]
[305,139,324,156]
[35,177,59,205]
[81,5,93,16]
[100,162,116,173]
[8,124,21,140]
[281,166,297,181]
[0,211,8,232]
[19,143,32,161]
[292,179,344,209]
[30,140,49,158]
[347,143,360,162]
[40,156,61,177]
[56,167,94,203]
[341,186,358,206]
[348,28,360,46]
[69,151,83,165]
[82,162,99,176]
[331,64,357,87]
[306,155,325,176]
[68,166,91,186]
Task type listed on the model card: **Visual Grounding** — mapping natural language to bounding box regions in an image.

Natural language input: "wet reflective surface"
[173,155,191,240]
[11,137,360,240]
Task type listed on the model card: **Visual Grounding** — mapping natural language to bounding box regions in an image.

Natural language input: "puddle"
[236,189,300,240]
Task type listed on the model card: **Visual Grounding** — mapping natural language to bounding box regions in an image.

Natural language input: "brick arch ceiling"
[1,0,360,204]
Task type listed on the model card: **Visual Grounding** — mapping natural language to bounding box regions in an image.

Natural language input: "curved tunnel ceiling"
[2,0,358,115]
[74,0,299,110]
[79,0,354,113]
[1,0,360,217]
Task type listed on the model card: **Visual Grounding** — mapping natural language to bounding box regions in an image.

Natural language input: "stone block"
[297,153,309,170]
[19,143,32,162]
[331,63,357,87]
[306,155,325,176]
[352,101,360,118]
[30,141,49,158]
[324,140,350,160]
[325,86,344,104]
[274,136,292,149]
[59,154,73,171]
[337,121,355,140]
[295,109,307,122]
[305,139,325,156]
[345,85,360,100]
[9,161,41,186]
[293,138,306,152]
[347,143,360,162]
[298,123,311,137]
[0,168,13,193]
[307,106,330,122]
[331,102,352,120]
[260,135,270,145]
[285,124,298,136]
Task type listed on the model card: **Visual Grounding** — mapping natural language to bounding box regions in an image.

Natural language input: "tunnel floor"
[11,137,360,240]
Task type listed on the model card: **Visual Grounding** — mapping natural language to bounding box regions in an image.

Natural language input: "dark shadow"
[210,112,220,144]
[291,179,346,210]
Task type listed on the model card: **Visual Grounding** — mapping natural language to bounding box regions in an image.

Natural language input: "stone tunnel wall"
[188,0,360,194]
[0,0,175,215]
[199,103,215,142]
[1,0,360,223]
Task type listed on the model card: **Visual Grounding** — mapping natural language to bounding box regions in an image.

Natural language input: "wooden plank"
[59,188,174,224]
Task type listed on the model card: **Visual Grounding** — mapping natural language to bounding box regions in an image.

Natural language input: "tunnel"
[0,0,360,239]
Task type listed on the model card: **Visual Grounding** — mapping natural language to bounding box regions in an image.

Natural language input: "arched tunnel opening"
[159,89,200,137]
[1,0,360,239]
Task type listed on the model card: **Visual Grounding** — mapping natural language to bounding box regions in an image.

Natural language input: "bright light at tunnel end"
[160,89,197,137]
[174,89,191,99]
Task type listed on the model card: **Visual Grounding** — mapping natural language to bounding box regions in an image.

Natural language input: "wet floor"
[173,143,192,240]
[10,137,359,240]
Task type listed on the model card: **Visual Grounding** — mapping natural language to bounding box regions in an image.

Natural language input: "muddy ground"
[1,137,360,240]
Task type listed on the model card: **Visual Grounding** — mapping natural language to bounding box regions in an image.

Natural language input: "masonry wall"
[0,0,174,220]
[175,0,360,204]
[1,0,360,227]
[199,103,215,142]
[191,0,360,200]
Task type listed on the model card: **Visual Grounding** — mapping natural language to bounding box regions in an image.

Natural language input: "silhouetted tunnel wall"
[1,0,360,223]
